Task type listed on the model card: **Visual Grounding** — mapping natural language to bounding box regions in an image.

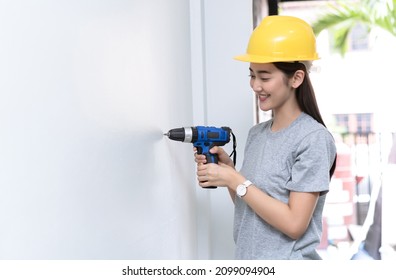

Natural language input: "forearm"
[228,187,236,203]
[240,185,297,238]
[229,181,315,240]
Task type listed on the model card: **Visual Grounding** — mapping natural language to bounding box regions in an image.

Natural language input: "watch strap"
[242,180,252,188]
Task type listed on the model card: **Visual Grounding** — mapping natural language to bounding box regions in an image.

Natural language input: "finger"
[209,146,222,154]
[195,154,205,160]
[195,159,203,165]
[197,168,209,180]
[196,170,205,177]
[195,160,206,167]
[197,153,206,158]
[197,164,207,172]
[198,180,210,188]
[197,172,208,182]
[195,157,207,164]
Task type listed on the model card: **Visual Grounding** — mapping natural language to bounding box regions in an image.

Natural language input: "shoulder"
[294,114,336,159]
[295,113,334,141]
[297,113,325,130]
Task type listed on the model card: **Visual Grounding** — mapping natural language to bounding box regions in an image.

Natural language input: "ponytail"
[273,62,336,178]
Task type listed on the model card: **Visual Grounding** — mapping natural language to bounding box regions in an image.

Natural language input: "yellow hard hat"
[234,15,319,63]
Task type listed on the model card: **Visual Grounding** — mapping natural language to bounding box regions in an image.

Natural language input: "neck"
[271,106,302,132]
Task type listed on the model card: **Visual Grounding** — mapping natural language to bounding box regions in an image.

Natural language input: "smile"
[258,94,269,101]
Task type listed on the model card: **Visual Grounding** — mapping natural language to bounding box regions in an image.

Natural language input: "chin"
[259,105,272,112]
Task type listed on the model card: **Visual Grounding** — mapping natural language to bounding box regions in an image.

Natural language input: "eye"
[249,74,255,79]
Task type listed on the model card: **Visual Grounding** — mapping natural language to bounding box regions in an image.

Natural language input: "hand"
[193,146,235,168]
[196,161,237,188]
[193,146,237,188]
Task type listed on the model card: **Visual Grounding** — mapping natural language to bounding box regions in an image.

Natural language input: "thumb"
[210,146,222,154]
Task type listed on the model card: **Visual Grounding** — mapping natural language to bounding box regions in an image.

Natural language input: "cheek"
[249,78,259,90]
[263,80,280,94]
[272,78,290,92]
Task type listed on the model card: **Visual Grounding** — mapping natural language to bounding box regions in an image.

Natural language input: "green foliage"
[312,0,396,55]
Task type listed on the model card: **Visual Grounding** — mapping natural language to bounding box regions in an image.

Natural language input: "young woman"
[194,15,337,259]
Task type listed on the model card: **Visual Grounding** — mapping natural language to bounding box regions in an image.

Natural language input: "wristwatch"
[236,180,253,198]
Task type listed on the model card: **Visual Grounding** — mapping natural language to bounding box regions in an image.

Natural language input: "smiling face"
[249,63,302,115]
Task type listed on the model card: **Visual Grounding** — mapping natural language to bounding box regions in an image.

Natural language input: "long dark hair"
[273,62,336,178]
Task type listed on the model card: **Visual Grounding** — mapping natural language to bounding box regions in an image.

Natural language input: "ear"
[291,70,305,88]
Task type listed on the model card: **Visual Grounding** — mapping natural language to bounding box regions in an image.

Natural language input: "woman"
[195,15,337,259]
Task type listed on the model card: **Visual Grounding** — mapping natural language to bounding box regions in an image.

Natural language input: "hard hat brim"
[234,54,319,63]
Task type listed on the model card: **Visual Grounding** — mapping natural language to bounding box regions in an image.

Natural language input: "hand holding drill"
[163,126,237,188]
[194,145,237,189]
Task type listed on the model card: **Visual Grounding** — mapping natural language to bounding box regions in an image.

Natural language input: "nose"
[251,78,263,93]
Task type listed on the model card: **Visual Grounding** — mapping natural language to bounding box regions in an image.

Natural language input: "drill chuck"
[165,127,195,143]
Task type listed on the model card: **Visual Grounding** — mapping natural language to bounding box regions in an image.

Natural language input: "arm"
[198,164,319,240]
[231,182,319,240]
[195,146,321,240]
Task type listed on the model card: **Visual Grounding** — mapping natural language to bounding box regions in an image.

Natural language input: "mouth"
[258,94,269,102]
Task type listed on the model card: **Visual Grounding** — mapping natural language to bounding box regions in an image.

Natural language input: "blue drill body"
[164,126,232,188]
[192,126,231,164]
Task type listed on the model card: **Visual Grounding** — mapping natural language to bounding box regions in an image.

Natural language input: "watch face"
[237,185,247,197]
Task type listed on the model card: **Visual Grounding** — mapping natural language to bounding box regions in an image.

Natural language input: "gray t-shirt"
[234,112,336,259]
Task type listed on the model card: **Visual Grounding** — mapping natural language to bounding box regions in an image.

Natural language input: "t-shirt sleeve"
[286,129,336,196]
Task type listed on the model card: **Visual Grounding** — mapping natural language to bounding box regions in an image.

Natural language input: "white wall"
[0,0,198,259]
[0,0,253,259]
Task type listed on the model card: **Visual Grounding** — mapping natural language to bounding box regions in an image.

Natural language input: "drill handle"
[202,153,218,189]
[205,152,218,164]
[195,146,218,189]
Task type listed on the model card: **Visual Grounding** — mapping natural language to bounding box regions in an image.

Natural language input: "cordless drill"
[163,126,234,189]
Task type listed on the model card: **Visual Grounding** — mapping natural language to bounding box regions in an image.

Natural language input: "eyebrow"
[249,67,271,74]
